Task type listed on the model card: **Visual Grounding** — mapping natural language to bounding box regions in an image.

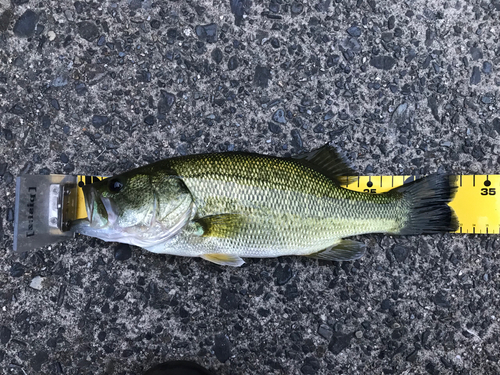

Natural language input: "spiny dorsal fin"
[292,145,358,185]
[195,214,246,238]
[307,239,366,261]
[200,253,245,267]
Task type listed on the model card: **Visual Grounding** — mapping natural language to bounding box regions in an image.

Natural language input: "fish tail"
[392,174,458,235]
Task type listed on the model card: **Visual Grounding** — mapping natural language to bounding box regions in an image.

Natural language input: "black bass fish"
[72,146,458,266]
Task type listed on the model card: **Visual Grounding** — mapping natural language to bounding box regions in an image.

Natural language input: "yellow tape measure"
[75,175,500,235]
[345,175,499,234]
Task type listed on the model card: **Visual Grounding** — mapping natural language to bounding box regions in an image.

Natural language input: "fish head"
[74,170,195,246]
[83,173,153,229]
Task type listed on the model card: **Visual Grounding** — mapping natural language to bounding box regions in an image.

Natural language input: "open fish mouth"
[82,185,98,224]
[81,185,117,228]
[70,186,120,238]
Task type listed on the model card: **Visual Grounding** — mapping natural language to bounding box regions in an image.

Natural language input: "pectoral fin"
[194,214,246,238]
[200,253,245,267]
[307,240,366,261]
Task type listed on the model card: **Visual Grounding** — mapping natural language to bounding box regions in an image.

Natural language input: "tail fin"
[391,175,458,235]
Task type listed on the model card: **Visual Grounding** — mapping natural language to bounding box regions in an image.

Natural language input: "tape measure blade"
[73,174,500,234]
[343,174,500,235]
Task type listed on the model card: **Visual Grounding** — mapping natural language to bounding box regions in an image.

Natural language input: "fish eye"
[108,178,124,193]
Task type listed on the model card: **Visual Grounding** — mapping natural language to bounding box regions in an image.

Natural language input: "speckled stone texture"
[1,0,500,374]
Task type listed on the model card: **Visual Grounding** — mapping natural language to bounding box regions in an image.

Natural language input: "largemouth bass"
[72,146,458,266]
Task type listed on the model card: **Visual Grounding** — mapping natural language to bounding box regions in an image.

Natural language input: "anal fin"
[307,240,366,261]
[200,253,245,267]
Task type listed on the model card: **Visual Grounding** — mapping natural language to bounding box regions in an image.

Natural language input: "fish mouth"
[82,185,97,224]
[81,185,118,228]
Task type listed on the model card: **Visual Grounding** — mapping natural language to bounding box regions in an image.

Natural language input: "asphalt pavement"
[1,0,500,374]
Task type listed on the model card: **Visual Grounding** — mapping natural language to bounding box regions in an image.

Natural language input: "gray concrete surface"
[1,0,500,374]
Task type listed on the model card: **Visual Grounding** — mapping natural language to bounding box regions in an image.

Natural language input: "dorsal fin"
[291,145,358,185]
